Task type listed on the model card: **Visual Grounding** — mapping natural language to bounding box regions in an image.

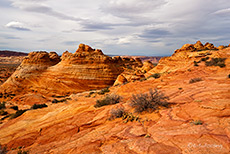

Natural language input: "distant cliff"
[0,50,28,57]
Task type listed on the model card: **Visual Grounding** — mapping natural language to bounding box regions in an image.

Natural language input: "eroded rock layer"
[0,44,124,96]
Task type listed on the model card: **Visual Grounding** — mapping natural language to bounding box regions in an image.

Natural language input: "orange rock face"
[0,44,124,98]
[175,41,217,53]
[0,42,230,154]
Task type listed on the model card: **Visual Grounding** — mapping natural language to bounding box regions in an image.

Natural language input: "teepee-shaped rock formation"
[0,44,124,97]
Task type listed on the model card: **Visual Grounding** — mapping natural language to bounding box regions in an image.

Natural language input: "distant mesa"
[0,50,28,57]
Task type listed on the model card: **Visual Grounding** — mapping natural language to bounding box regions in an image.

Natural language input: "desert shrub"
[10,106,18,110]
[205,58,226,68]
[140,78,147,82]
[31,104,47,109]
[109,107,126,120]
[122,112,140,123]
[98,87,110,95]
[10,109,28,119]
[94,94,122,108]
[147,73,161,79]
[201,57,209,61]
[130,89,169,113]
[0,110,8,116]
[189,78,202,84]
[0,145,7,154]
[17,149,29,154]
[193,61,199,66]
[52,98,68,104]
[0,102,6,110]
[191,120,203,125]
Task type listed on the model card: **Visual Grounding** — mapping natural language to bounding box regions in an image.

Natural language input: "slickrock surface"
[0,42,230,154]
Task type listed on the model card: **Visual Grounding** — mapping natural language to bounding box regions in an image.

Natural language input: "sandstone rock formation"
[113,74,128,86]
[141,61,155,73]
[175,41,217,53]
[0,56,25,86]
[0,44,124,98]
[146,41,228,77]
[0,42,229,154]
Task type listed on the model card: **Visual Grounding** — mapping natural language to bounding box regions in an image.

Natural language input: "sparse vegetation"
[189,78,202,84]
[86,91,95,97]
[31,104,48,109]
[0,110,8,116]
[52,98,69,104]
[205,58,226,68]
[10,105,19,110]
[10,109,28,119]
[194,61,199,66]
[97,87,110,95]
[140,78,147,82]
[0,102,6,110]
[147,73,161,79]
[201,57,209,61]
[191,120,203,125]
[122,112,140,123]
[0,145,7,154]
[94,94,122,108]
[109,107,126,120]
[17,149,29,154]
[130,89,169,113]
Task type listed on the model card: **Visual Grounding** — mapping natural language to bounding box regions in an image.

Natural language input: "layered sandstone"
[0,43,229,154]
[0,44,124,98]
[146,41,229,76]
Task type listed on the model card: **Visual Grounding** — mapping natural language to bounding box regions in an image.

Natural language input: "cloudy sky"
[0,0,230,56]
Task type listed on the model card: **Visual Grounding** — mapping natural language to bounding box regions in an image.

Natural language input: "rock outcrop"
[0,42,229,154]
[175,41,217,53]
[146,41,229,77]
[0,44,124,98]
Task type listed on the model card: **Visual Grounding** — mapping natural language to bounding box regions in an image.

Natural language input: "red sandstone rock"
[0,44,124,98]
[0,43,230,154]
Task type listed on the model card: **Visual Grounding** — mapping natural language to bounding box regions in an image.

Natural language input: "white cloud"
[1,0,230,56]
[214,8,230,15]
[5,21,31,31]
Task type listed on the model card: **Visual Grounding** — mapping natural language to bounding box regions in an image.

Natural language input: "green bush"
[98,87,110,95]
[52,98,68,104]
[0,110,8,116]
[201,57,209,61]
[191,120,203,125]
[122,112,140,123]
[10,110,28,119]
[94,94,122,108]
[193,61,199,66]
[17,149,29,154]
[189,78,202,84]
[147,73,161,79]
[0,102,6,110]
[140,78,147,82]
[10,106,18,110]
[130,89,169,113]
[31,104,47,109]
[205,58,226,68]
